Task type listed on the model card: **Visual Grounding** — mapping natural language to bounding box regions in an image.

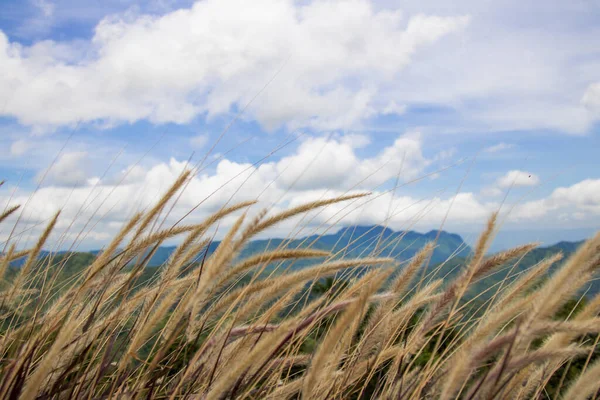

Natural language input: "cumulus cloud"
[511,179,600,221]
[369,0,600,134]
[496,170,540,188]
[273,132,430,190]
[483,142,514,153]
[37,151,90,187]
[2,126,599,250]
[0,0,469,131]
[481,169,540,197]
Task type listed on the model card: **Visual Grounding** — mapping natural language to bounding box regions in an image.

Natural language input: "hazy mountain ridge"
[109,225,472,267]
[6,227,591,296]
[9,226,584,270]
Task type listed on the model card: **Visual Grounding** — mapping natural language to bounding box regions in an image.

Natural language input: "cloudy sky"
[1,0,599,251]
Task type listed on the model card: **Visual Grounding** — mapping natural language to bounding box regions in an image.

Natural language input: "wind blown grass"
[0,171,599,399]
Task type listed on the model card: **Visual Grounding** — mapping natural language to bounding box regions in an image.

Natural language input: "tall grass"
[0,171,599,399]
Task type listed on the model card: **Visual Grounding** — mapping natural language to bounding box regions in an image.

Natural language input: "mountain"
[6,225,471,277]
[126,225,472,267]
[463,239,589,300]
[5,229,594,299]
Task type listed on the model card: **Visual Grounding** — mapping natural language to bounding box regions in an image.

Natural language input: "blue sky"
[1,0,600,251]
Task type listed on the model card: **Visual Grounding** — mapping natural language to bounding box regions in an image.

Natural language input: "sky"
[0,0,600,251]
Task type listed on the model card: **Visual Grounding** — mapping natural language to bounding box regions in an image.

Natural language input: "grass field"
[1,171,599,400]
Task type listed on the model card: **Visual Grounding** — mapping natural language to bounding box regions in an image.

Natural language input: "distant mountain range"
[10,225,586,269]
[8,225,594,295]
[120,225,473,267]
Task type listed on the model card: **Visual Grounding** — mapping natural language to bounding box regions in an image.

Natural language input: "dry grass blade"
[7,210,60,303]
[302,269,390,399]
[241,193,369,240]
[0,204,20,225]
[207,257,394,321]
[562,357,600,400]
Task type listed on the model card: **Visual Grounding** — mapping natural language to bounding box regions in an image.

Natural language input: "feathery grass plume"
[197,212,247,289]
[329,281,445,399]
[156,200,256,285]
[358,244,434,356]
[451,256,559,355]
[7,210,60,304]
[0,248,30,264]
[468,212,498,275]
[188,248,330,322]
[360,279,443,367]
[20,315,80,400]
[202,322,291,400]
[383,219,535,398]
[125,222,210,256]
[186,213,247,340]
[390,242,435,295]
[396,214,500,359]
[362,281,444,393]
[495,252,563,309]
[207,270,392,399]
[80,212,143,290]
[476,242,539,279]
[514,270,600,398]
[470,345,592,399]
[528,232,600,323]
[240,193,369,240]
[324,270,395,395]
[441,317,600,400]
[501,236,600,395]
[132,169,191,239]
[578,290,600,320]
[438,251,544,400]
[133,204,256,334]
[302,271,384,399]
[217,249,330,288]
[0,243,16,282]
[123,288,180,366]
[537,292,600,354]
[2,167,600,400]
[211,262,393,347]
[562,356,600,400]
[0,204,20,225]
[205,286,305,388]
[205,257,394,322]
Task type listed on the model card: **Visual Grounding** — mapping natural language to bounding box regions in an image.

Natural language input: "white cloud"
[497,170,540,189]
[190,134,209,149]
[481,169,540,197]
[10,139,33,156]
[370,0,600,134]
[273,132,431,190]
[511,179,600,221]
[583,82,600,116]
[381,101,407,115]
[483,142,514,153]
[550,179,600,214]
[339,133,371,148]
[1,0,599,137]
[2,134,600,250]
[37,151,90,187]
[0,131,442,248]
[0,0,469,131]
